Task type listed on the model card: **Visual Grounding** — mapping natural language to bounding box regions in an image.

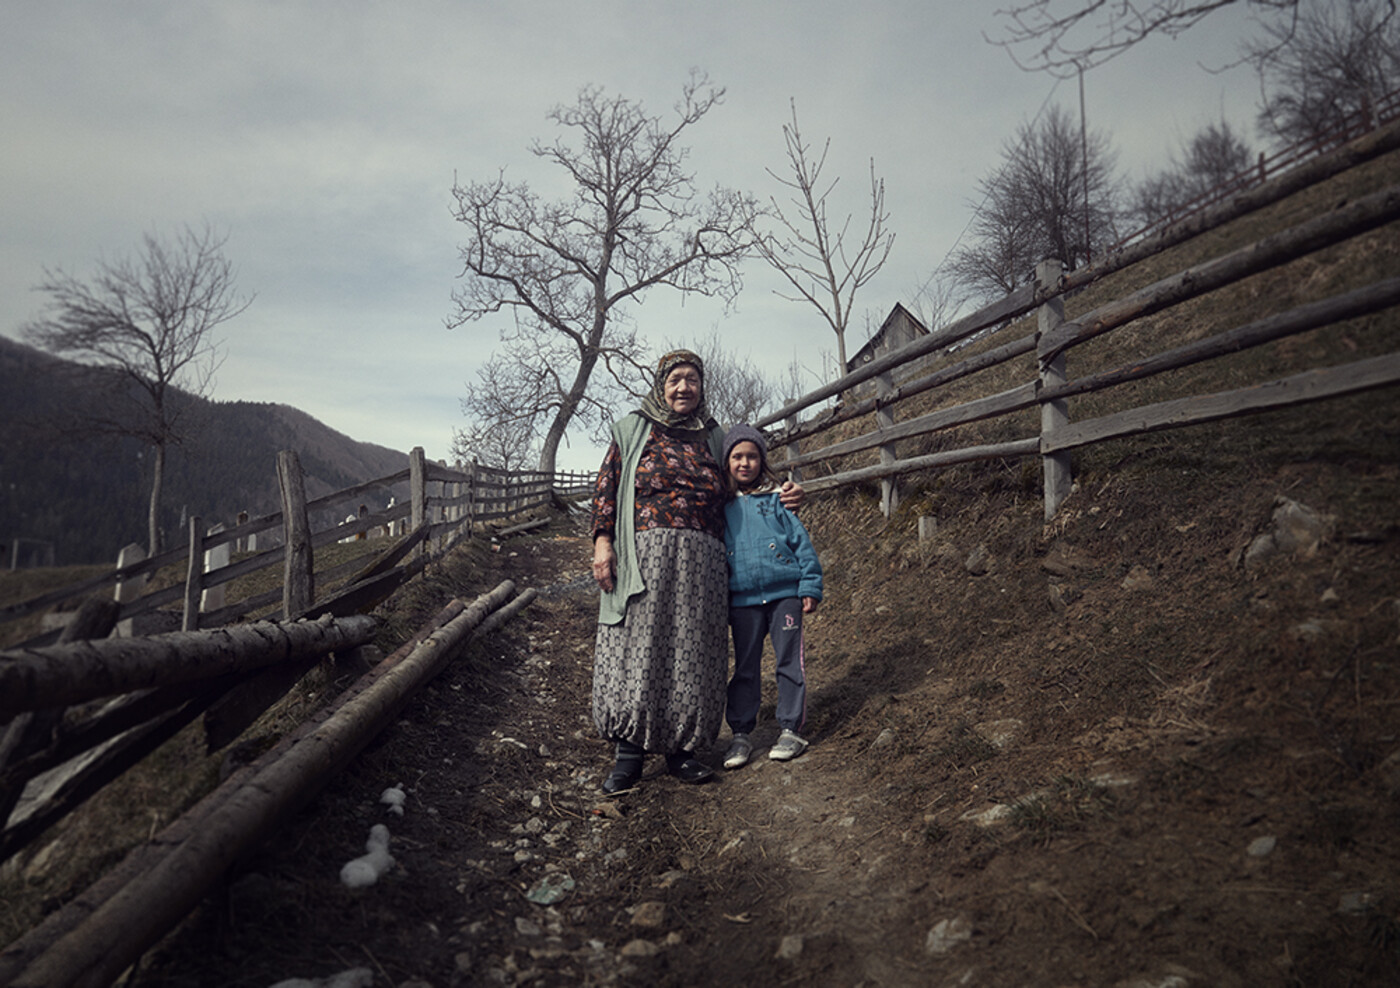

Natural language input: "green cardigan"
[597,413,725,626]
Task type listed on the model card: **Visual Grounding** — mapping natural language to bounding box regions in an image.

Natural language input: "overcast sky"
[0,1,1266,471]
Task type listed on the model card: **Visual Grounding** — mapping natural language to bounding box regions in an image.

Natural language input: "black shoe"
[665,753,714,784]
[602,741,645,795]
[602,762,642,794]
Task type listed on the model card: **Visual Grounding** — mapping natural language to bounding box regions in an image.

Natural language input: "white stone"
[925,916,973,955]
[1246,835,1277,857]
[1120,564,1154,591]
[776,934,804,959]
[200,523,229,613]
[1338,891,1374,914]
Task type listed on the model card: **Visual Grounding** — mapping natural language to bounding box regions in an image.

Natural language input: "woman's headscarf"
[638,349,715,432]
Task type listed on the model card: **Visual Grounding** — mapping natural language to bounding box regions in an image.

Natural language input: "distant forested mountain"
[0,335,410,565]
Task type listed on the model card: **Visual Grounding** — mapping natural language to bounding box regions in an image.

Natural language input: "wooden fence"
[1111,86,1400,255]
[0,452,593,650]
[760,118,1400,520]
[0,449,586,868]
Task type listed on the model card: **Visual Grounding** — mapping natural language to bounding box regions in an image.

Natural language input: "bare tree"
[1128,118,1254,227]
[907,267,970,335]
[755,100,895,378]
[950,104,1119,300]
[23,224,250,554]
[987,0,1300,75]
[1247,0,1400,146]
[448,74,758,475]
[450,393,539,472]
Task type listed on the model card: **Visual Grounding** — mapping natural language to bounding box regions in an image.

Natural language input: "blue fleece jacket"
[723,489,823,607]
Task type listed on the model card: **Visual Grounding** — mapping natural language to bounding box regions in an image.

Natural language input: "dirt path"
[128,493,1400,987]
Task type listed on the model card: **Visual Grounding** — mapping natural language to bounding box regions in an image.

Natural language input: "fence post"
[784,414,804,484]
[182,516,204,632]
[468,459,478,535]
[113,543,147,605]
[201,522,229,616]
[876,370,899,518]
[278,449,313,618]
[1035,258,1072,520]
[112,543,148,638]
[410,446,427,557]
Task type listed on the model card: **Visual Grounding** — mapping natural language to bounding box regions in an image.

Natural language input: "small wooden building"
[845,303,930,397]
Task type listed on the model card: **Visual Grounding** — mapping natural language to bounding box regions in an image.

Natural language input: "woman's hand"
[802,596,819,614]
[779,480,806,510]
[592,534,616,592]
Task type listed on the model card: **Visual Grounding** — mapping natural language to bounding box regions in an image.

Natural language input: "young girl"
[719,424,823,768]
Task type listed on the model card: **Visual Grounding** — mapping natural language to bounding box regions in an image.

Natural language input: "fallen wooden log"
[0,581,525,988]
[496,517,549,538]
[0,615,378,719]
[0,596,468,985]
[0,597,122,839]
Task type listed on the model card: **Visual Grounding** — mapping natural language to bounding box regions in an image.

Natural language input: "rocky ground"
[110,430,1400,987]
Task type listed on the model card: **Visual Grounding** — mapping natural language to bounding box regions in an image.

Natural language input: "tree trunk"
[147,442,166,556]
[536,327,606,476]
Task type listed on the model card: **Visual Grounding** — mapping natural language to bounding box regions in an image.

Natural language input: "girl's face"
[728,441,763,487]
[663,364,702,415]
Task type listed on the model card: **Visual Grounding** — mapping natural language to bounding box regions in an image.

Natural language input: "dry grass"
[789,145,1399,497]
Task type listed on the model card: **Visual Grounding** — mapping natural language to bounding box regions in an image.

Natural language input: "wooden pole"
[784,413,803,483]
[876,370,899,518]
[468,459,478,534]
[277,451,313,619]
[0,615,378,719]
[409,447,426,559]
[181,516,203,632]
[0,598,121,834]
[1036,259,1072,521]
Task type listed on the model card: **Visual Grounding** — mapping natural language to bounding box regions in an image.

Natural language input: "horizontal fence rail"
[762,118,1400,520]
[1,453,590,645]
[1108,86,1400,255]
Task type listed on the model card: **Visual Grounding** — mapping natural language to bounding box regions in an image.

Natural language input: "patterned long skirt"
[592,527,728,755]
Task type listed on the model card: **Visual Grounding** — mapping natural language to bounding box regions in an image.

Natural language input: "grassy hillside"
[0,336,411,565]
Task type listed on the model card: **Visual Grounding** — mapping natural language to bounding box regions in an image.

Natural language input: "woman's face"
[663,363,702,415]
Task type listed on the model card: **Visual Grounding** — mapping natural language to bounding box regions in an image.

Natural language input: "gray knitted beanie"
[722,423,768,466]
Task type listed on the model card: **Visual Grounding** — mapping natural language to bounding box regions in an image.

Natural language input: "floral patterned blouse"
[590,423,726,541]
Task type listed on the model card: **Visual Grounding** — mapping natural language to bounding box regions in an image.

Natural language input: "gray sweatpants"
[727,596,807,735]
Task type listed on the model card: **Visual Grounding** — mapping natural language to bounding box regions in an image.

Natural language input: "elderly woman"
[590,350,800,794]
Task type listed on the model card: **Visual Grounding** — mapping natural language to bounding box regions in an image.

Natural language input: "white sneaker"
[723,733,752,769]
[768,729,808,761]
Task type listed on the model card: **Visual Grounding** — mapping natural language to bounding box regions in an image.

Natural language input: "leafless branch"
[754,99,895,377]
